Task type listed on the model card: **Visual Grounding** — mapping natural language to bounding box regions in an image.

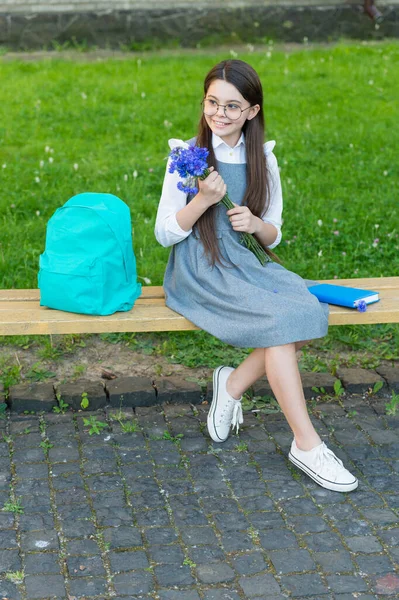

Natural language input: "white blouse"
[154,133,283,249]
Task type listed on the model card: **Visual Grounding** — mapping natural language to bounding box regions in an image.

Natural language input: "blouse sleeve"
[262,141,283,249]
[154,157,192,248]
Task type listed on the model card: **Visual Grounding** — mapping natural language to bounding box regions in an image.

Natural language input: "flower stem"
[200,169,270,266]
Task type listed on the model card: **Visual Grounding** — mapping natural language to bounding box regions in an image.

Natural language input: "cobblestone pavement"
[0,395,398,600]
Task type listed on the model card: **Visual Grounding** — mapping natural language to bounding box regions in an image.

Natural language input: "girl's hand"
[227,204,260,234]
[197,167,227,207]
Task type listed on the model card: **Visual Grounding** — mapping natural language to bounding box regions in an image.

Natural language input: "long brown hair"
[195,59,276,265]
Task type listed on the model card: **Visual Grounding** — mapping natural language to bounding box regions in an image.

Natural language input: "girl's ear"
[247,104,261,121]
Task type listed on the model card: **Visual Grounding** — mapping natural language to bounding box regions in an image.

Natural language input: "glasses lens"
[225,105,242,120]
[203,99,218,116]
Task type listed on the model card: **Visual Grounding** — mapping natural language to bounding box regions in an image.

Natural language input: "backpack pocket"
[38,253,104,315]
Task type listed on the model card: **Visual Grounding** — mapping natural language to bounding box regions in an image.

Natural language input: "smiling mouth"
[212,120,230,127]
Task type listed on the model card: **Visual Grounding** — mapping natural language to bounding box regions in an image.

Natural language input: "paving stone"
[66,538,101,555]
[337,368,385,395]
[91,490,126,509]
[220,531,256,552]
[347,489,385,507]
[154,376,202,404]
[15,478,51,497]
[372,572,399,595]
[180,436,208,452]
[0,529,17,549]
[361,507,398,525]
[270,548,316,574]
[24,552,60,574]
[322,502,361,521]
[303,532,344,552]
[51,461,80,476]
[8,382,56,412]
[326,574,369,593]
[196,561,236,584]
[19,496,52,513]
[280,573,329,596]
[247,511,285,530]
[267,480,306,500]
[0,578,22,599]
[49,443,80,462]
[0,549,21,572]
[158,591,201,600]
[149,543,185,564]
[237,496,274,513]
[103,525,143,549]
[314,550,354,573]
[231,551,268,575]
[154,564,195,586]
[376,365,399,394]
[144,527,179,545]
[15,462,48,479]
[213,512,250,532]
[334,519,372,536]
[96,506,133,527]
[239,573,282,597]
[69,576,108,597]
[334,596,376,600]
[25,574,66,598]
[300,371,338,398]
[136,508,171,527]
[56,379,106,410]
[20,529,59,551]
[367,429,399,445]
[258,529,299,551]
[0,512,14,529]
[107,376,156,407]
[179,526,218,546]
[189,545,226,565]
[202,590,241,600]
[57,503,92,521]
[279,497,319,515]
[355,553,395,574]
[379,528,399,546]
[193,478,231,497]
[13,447,46,462]
[109,550,149,572]
[229,480,267,498]
[61,519,97,538]
[344,535,383,553]
[288,515,330,534]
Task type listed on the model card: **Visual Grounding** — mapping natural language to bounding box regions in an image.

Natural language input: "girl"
[155,59,358,493]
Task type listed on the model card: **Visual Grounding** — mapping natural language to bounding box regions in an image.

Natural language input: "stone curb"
[2,366,398,413]
[1,5,399,50]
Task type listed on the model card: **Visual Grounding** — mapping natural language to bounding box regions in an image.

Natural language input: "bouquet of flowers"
[168,140,271,266]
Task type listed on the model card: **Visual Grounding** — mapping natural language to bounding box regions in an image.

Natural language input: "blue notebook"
[308,283,379,309]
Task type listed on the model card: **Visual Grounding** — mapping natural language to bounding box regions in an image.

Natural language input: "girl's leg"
[226,341,308,400]
[263,343,321,450]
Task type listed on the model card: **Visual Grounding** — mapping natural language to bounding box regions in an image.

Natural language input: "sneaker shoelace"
[219,398,244,434]
[315,443,346,481]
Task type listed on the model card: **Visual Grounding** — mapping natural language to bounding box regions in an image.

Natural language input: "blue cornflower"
[169,146,209,181]
[356,300,367,312]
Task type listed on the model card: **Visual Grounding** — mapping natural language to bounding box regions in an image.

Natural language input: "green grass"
[0,42,398,372]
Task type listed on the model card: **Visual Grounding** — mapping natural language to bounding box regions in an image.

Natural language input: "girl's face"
[203,79,260,148]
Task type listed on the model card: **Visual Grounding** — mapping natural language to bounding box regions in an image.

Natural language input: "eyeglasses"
[201,98,252,121]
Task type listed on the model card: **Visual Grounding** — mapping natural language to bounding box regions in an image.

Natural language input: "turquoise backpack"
[38,192,142,315]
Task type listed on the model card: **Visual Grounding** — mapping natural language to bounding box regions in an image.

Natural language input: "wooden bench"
[0,277,398,336]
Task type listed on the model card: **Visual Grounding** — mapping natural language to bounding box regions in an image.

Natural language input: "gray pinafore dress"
[163,161,329,348]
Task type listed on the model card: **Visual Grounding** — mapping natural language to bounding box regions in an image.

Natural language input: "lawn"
[0,41,398,378]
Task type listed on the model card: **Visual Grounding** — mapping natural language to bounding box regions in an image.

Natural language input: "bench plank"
[0,278,398,336]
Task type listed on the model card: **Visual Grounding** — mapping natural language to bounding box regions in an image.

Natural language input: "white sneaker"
[207,366,243,443]
[288,439,358,492]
